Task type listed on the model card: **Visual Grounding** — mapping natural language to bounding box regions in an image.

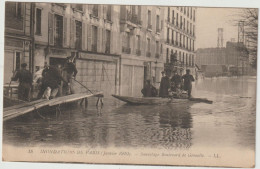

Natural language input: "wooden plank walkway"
[3,92,103,122]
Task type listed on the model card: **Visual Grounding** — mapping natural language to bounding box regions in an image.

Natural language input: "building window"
[167,28,169,43]
[183,18,185,30]
[187,21,189,33]
[122,32,130,54]
[105,30,111,53]
[147,10,152,29]
[171,30,174,44]
[160,44,163,54]
[16,2,22,19]
[193,25,195,36]
[166,48,169,63]
[190,23,192,34]
[147,38,151,52]
[93,5,98,17]
[179,51,181,62]
[54,14,63,47]
[183,35,185,48]
[156,41,159,58]
[75,20,82,49]
[172,10,175,24]
[35,8,42,35]
[176,32,178,45]
[181,7,183,12]
[180,34,182,47]
[184,7,186,14]
[180,15,182,29]
[191,7,192,19]
[187,7,189,17]
[15,52,21,71]
[156,15,160,32]
[167,7,170,22]
[107,5,112,21]
[176,13,179,26]
[92,25,98,52]
[186,53,188,65]
[193,10,195,21]
[136,35,141,55]
[193,40,195,51]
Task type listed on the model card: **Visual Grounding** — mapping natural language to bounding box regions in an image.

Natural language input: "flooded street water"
[3,76,256,152]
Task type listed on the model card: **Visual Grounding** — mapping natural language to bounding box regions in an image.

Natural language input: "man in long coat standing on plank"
[159,71,170,98]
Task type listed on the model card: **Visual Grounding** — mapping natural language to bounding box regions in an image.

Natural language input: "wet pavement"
[3,76,256,151]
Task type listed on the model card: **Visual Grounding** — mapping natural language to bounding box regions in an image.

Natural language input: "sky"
[196,7,243,49]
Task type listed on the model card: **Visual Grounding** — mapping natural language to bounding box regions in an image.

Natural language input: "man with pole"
[63,56,78,95]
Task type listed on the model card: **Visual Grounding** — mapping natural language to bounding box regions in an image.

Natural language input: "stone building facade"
[163,6,196,76]
[4,3,197,97]
[4,2,33,83]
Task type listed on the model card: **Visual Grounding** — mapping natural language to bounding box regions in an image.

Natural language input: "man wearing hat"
[159,70,170,97]
[171,69,183,97]
[141,79,157,97]
[11,63,33,101]
[63,56,78,94]
[182,69,195,98]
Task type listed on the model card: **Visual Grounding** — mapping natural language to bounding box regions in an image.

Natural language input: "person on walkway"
[11,63,33,101]
[182,69,195,98]
[141,80,157,97]
[42,64,67,100]
[63,56,78,94]
[171,70,183,97]
[159,71,170,98]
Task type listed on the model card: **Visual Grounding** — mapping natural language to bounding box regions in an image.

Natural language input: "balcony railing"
[155,53,160,58]
[146,52,151,57]
[122,46,131,54]
[126,12,140,25]
[92,44,97,52]
[136,49,141,56]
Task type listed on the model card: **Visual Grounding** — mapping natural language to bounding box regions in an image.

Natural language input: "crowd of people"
[142,69,195,99]
[10,56,78,101]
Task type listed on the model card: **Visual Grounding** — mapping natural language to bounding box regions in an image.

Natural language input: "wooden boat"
[112,94,213,105]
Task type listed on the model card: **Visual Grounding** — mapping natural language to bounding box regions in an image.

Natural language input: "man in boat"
[42,64,67,100]
[141,80,157,97]
[171,70,183,98]
[159,71,170,98]
[182,69,195,98]
[11,63,33,101]
[63,56,78,94]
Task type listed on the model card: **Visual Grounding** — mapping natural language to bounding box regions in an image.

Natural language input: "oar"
[72,78,94,94]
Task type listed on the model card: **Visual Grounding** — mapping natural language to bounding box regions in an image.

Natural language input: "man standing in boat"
[63,56,78,94]
[159,71,170,98]
[182,69,195,98]
[141,80,157,97]
[171,69,183,97]
[11,63,33,101]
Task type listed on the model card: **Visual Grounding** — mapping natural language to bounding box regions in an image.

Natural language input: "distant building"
[196,42,249,77]
[163,6,196,76]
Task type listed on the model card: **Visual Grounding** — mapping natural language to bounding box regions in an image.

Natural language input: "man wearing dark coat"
[182,69,195,98]
[63,56,78,94]
[159,71,170,97]
[11,63,33,101]
[42,64,67,99]
[141,80,157,97]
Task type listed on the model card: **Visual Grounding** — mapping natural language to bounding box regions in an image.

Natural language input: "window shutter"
[70,18,75,48]
[63,17,67,47]
[87,24,92,51]
[48,13,54,46]
[82,22,87,50]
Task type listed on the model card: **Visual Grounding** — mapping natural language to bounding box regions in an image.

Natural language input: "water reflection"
[3,76,256,151]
